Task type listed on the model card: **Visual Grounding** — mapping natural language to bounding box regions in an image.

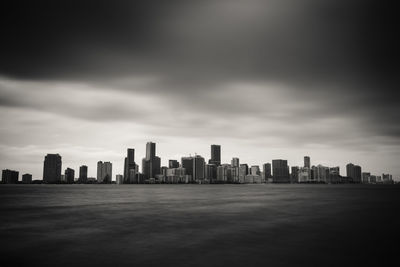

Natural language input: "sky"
[1,0,399,180]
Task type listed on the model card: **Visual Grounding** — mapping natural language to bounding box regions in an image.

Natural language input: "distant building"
[298,167,311,183]
[124,148,136,184]
[362,172,371,184]
[97,161,112,183]
[231,158,240,168]
[346,163,362,183]
[245,174,263,184]
[169,160,179,169]
[209,144,221,166]
[79,165,88,183]
[43,154,62,183]
[65,168,75,184]
[304,156,310,168]
[217,164,230,182]
[272,159,290,183]
[263,163,272,179]
[329,167,340,183]
[116,174,124,185]
[182,156,194,178]
[239,164,249,183]
[313,165,329,183]
[205,164,217,182]
[193,155,205,181]
[22,173,32,184]
[166,167,187,183]
[382,173,393,184]
[250,165,260,176]
[142,142,161,180]
[2,169,19,184]
[291,166,299,183]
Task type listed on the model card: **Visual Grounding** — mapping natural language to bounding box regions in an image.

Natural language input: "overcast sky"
[1,0,399,180]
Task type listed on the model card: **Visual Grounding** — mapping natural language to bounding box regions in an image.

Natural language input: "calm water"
[1,184,399,266]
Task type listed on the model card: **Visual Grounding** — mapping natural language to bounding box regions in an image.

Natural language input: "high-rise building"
[291,166,299,183]
[2,169,19,184]
[124,148,136,183]
[272,159,290,183]
[79,165,88,183]
[231,158,240,167]
[22,173,32,184]
[329,167,340,183]
[263,163,272,179]
[304,156,310,168]
[97,161,112,183]
[65,168,75,184]
[193,155,205,181]
[209,144,221,166]
[346,163,362,183]
[142,142,161,180]
[43,154,62,183]
[116,174,124,185]
[313,165,329,183]
[217,164,230,182]
[205,164,217,182]
[362,172,371,184]
[250,165,260,175]
[181,157,194,178]
[169,160,179,169]
[239,164,249,183]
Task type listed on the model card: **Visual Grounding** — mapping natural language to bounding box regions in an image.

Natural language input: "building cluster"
[1,143,396,184]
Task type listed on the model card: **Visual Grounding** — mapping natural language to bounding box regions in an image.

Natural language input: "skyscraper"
[193,155,205,181]
[250,165,260,175]
[142,142,161,180]
[22,173,32,184]
[346,163,362,183]
[263,163,272,179]
[169,159,179,169]
[272,159,290,183]
[2,169,19,184]
[231,157,240,167]
[304,156,310,168]
[290,166,299,183]
[97,161,112,183]
[79,165,88,183]
[181,156,194,178]
[124,148,136,183]
[205,164,217,182]
[65,168,75,184]
[209,144,221,166]
[43,154,62,183]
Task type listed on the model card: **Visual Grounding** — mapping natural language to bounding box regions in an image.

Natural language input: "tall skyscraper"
[193,155,205,181]
[291,166,299,183]
[142,142,161,180]
[209,144,221,166]
[263,163,272,179]
[250,165,260,175]
[124,148,136,183]
[97,161,112,183]
[205,164,217,182]
[2,169,19,184]
[22,173,32,184]
[272,159,290,183]
[79,165,88,183]
[304,156,310,168]
[346,163,362,183]
[43,154,62,183]
[65,168,75,184]
[231,157,240,167]
[169,160,179,169]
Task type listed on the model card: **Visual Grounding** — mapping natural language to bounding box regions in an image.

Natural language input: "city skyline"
[0,143,396,183]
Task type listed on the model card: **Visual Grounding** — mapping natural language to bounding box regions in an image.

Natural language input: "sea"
[1,184,399,267]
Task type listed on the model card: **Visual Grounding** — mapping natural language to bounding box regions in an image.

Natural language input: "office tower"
[272,159,290,183]
[230,166,240,183]
[231,157,240,167]
[181,156,194,177]
[79,165,88,183]
[346,163,362,183]
[329,167,340,183]
[43,154,62,183]
[239,164,249,183]
[97,161,112,183]
[209,144,221,166]
[362,172,371,184]
[65,168,75,184]
[217,164,230,182]
[250,165,260,175]
[2,169,19,184]
[313,165,329,183]
[22,173,32,184]
[205,164,217,182]
[116,174,124,185]
[291,166,299,183]
[304,156,310,168]
[169,160,179,169]
[124,148,136,183]
[142,142,161,180]
[193,155,205,181]
[263,163,272,179]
